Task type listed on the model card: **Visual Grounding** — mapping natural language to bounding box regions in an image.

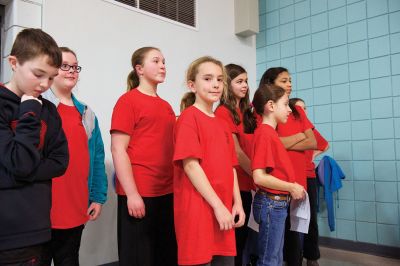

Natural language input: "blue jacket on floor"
[316,156,345,231]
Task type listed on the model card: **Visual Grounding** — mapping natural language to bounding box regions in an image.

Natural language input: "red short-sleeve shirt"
[173,106,237,265]
[305,129,329,178]
[276,106,314,189]
[110,88,176,197]
[215,105,254,192]
[251,124,296,195]
[51,103,90,229]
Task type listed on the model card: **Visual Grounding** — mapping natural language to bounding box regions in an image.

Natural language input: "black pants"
[0,243,50,266]
[44,224,84,266]
[198,256,234,266]
[118,194,177,266]
[234,191,252,266]
[303,178,320,260]
[283,207,303,266]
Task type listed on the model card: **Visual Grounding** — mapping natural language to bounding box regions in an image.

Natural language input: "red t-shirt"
[173,106,237,265]
[276,106,314,189]
[251,124,296,195]
[51,103,89,229]
[306,129,328,178]
[215,105,254,192]
[110,89,176,197]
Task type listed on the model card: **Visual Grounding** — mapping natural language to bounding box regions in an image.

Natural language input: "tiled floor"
[306,247,400,266]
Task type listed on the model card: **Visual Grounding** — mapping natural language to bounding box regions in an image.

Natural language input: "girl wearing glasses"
[42,47,108,265]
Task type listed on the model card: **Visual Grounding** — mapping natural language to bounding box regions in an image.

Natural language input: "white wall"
[3,0,256,264]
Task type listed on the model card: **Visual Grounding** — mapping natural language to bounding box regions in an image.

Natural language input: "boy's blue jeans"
[253,192,289,266]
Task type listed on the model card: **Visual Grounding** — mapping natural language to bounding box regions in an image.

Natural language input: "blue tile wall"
[266,10,279,28]
[311,0,328,15]
[369,56,391,79]
[355,201,376,222]
[376,202,399,224]
[330,45,348,66]
[259,0,400,247]
[329,26,348,47]
[350,80,370,100]
[330,64,349,84]
[377,224,400,246]
[370,77,392,98]
[372,118,394,139]
[347,1,367,23]
[348,41,368,62]
[352,120,372,140]
[332,103,351,122]
[368,15,389,38]
[373,139,396,160]
[352,140,373,160]
[312,31,329,50]
[366,0,388,18]
[295,0,310,20]
[313,49,330,69]
[375,182,398,203]
[336,219,356,240]
[331,83,350,103]
[389,0,400,12]
[329,7,347,28]
[391,75,399,96]
[311,12,328,33]
[353,161,374,180]
[328,0,346,10]
[356,222,377,244]
[347,20,368,43]
[374,161,397,181]
[392,53,400,75]
[369,36,391,58]
[371,97,393,118]
[389,11,400,33]
[314,86,331,105]
[296,18,311,37]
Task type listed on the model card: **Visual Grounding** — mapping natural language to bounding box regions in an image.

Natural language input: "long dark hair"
[258,67,300,119]
[243,84,286,133]
[289,98,304,119]
[219,64,250,125]
[258,67,288,88]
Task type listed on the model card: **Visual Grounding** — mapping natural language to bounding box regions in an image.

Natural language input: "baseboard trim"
[99,262,118,266]
[320,237,400,259]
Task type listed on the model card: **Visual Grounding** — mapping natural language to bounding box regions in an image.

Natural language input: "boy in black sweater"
[0,28,69,265]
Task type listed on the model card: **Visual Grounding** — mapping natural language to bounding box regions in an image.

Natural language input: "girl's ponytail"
[243,106,257,134]
[127,70,139,91]
[180,92,196,112]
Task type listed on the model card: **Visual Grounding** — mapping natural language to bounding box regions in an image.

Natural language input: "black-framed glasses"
[60,64,82,73]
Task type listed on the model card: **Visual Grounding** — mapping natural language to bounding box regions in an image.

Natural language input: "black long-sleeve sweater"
[0,85,69,251]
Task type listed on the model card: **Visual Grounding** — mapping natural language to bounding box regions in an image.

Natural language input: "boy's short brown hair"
[10,28,62,68]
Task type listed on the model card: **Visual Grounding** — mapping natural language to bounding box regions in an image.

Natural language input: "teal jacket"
[43,90,108,205]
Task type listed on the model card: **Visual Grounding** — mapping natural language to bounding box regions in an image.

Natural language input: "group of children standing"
[0,28,328,266]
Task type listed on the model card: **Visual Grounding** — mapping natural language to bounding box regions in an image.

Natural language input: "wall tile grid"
[258,0,400,247]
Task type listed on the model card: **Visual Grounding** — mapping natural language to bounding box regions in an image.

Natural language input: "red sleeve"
[251,131,275,172]
[215,105,239,134]
[314,129,329,151]
[227,125,239,167]
[296,106,314,132]
[173,115,203,163]
[110,94,135,135]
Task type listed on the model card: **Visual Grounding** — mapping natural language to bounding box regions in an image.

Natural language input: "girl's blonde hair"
[126,47,160,91]
[180,56,228,110]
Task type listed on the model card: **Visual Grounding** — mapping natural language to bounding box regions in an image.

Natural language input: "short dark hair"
[10,28,62,68]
